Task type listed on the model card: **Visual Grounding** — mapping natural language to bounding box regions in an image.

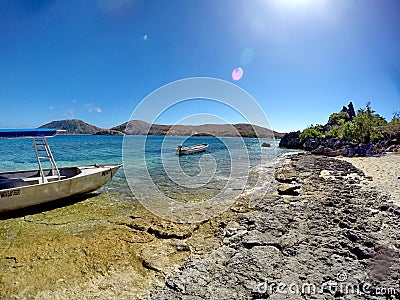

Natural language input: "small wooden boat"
[0,128,121,212]
[176,143,208,156]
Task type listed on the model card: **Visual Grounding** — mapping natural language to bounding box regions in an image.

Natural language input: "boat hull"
[0,164,121,212]
[177,143,208,156]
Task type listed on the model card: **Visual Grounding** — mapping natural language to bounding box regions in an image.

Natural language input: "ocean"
[0,135,294,205]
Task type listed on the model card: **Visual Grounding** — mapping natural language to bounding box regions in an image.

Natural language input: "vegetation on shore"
[279,102,400,156]
[300,102,399,144]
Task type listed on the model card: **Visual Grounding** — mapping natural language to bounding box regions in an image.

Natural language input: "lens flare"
[232,67,243,81]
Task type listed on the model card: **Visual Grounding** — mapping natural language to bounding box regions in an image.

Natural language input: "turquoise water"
[0,135,293,201]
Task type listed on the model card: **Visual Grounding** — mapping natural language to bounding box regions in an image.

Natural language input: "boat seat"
[0,179,38,189]
[22,175,66,183]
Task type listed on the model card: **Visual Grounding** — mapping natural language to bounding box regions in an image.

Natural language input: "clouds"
[84,103,102,113]
[48,99,102,120]
[64,108,76,118]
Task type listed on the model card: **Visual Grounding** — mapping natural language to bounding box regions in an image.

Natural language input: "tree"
[342,102,387,143]
[383,111,400,138]
[392,111,400,122]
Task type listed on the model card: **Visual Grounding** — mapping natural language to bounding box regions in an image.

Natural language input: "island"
[40,119,285,138]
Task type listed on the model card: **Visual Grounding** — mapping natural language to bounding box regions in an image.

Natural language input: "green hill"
[40,119,104,134]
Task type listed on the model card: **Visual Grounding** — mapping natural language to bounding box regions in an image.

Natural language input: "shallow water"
[0,135,294,202]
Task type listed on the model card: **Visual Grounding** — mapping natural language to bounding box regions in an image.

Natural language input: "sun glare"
[271,0,325,10]
[279,0,313,6]
[269,0,329,17]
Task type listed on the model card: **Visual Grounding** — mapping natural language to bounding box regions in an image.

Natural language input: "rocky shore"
[278,102,400,157]
[279,132,400,157]
[0,154,399,299]
[150,153,399,299]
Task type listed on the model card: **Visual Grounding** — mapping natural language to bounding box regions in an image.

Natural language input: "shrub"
[326,125,343,138]
[300,125,324,142]
[342,102,387,143]
[328,111,350,126]
[383,112,400,138]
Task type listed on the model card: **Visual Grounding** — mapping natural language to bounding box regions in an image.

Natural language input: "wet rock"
[261,142,271,147]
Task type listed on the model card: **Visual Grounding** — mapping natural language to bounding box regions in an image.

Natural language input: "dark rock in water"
[261,142,271,147]
[279,131,302,149]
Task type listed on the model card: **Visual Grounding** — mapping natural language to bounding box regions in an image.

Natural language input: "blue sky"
[0,0,399,132]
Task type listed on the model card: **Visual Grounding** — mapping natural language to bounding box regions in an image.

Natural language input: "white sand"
[339,153,400,206]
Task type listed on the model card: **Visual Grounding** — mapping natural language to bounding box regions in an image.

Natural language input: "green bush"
[300,125,324,142]
[383,112,400,138]
[299,102,394,144]
[326,125,343,138]
[328,111,350,126]
[342,102,387,143]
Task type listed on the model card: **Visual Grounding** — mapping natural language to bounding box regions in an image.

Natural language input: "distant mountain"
[40,119,105,134]
[39,119,285,138]
[111,120,285,138]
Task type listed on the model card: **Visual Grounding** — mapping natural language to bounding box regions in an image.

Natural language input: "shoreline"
[0,153,399,299]
[150,153,400,299]
[338,153,400,206]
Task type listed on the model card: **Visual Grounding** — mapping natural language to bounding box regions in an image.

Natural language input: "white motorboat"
[176,143,208,156]
[0,128,121,212]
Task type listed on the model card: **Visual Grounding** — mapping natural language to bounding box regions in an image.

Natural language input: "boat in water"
[176,143,208,156]
[0,128,121,212]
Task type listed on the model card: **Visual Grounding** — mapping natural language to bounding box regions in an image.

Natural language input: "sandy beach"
[339,153,400,206]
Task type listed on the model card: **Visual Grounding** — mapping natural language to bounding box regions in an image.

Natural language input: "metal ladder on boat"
[33,137,60,183]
